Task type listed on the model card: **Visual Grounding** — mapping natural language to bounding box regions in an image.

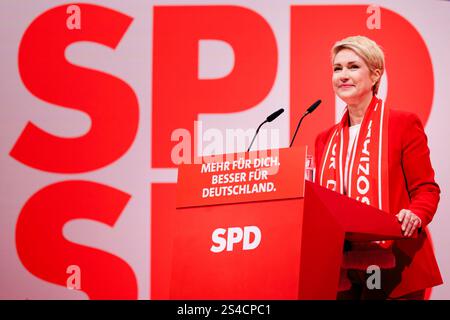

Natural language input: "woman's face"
[332,48,379,105]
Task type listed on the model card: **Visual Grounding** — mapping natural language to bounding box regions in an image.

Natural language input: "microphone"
[266,108,284,122]
[289,99,321,147]
[247,108,285,152]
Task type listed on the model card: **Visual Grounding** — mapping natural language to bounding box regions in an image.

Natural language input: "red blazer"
[315,109,442,298]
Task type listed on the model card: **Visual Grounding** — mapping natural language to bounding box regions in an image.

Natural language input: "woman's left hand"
[396,209,422,237]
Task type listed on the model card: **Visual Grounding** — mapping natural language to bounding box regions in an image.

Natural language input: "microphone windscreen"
[266,108,285,122]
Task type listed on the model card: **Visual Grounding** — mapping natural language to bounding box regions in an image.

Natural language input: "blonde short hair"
[331,35,385,95]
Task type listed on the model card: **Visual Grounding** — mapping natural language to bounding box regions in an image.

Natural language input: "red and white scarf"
[319,95,390,214]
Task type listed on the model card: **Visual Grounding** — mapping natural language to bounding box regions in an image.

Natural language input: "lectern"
[170,147,405,299]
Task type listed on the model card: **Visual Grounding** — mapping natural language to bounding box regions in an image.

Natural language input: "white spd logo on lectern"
[210,226,261,253]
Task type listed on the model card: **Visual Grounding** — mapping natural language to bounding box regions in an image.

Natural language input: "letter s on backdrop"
[15,181,138,299]
[12,4,139,173]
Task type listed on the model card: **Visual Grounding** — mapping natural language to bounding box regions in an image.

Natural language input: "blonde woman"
[315,35,442,300]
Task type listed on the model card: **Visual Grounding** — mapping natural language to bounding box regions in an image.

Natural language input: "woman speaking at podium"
[314,36,442,300]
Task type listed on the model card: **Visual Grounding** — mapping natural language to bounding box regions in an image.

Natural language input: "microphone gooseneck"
[247,120,267,152]
[247,108,285,152]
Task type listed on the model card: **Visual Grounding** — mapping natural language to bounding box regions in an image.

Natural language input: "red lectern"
[171,147,405,299]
